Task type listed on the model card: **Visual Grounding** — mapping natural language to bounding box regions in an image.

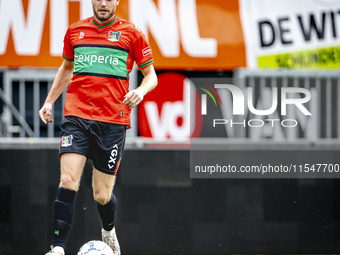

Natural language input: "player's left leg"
[92,169,120,255]
[93,168,117,225]
[89,121,126,255]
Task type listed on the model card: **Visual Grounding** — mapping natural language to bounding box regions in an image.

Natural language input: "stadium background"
[1,0,340,254]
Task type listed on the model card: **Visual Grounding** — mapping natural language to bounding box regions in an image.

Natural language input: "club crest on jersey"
[61,135,73,147]
[108,31,121,42]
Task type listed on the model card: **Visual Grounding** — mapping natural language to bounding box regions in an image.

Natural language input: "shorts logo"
[108,144,118,169]
[61,135,73,147]
[142,47,152,57]
[108,31,121,42]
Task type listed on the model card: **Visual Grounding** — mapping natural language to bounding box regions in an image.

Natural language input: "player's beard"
[93,6,116,22]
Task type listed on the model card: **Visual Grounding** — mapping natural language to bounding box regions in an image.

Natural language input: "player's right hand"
[39,103,54,124]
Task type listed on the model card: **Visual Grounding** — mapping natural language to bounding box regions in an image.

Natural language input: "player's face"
[92,0,119,23]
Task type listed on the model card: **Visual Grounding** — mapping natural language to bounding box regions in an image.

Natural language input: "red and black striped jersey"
[62,15,154,126]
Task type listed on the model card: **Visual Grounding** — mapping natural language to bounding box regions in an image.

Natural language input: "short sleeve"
[62,28,74,61]
[132,30,154,69]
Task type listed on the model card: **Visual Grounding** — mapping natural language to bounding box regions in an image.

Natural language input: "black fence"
[1,147,340,254]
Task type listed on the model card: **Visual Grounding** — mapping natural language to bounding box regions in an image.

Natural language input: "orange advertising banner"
[0,0,246,70]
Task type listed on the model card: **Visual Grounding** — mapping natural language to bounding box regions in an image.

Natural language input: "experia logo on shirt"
[74,53,119,65]
[73,45,129,78]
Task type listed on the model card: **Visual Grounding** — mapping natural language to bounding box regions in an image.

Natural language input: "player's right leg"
[46,153,86,255]
[47,116,90,255]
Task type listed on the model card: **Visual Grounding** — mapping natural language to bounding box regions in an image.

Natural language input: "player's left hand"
[123,89,145,108]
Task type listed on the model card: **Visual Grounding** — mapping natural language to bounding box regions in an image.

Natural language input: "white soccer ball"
[77,240,114,255]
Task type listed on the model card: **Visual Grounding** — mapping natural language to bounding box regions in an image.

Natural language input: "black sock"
[97,193,117,231]
[52,187,76,248]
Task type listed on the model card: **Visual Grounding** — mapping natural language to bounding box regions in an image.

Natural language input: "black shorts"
[59,116,126,175]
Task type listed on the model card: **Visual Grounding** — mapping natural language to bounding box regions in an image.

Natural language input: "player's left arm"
[123,64,157,108]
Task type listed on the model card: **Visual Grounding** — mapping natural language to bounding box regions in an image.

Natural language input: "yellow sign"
[258,46,340,69]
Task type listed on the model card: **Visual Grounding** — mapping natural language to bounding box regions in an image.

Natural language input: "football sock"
[97,193,117,231]
[52,187,76,248]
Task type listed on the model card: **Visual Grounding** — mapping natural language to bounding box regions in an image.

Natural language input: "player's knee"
[94,191,111,205]
[59,175,78,191]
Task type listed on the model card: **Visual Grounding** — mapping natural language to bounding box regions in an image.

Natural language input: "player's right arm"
[39,60,74,124]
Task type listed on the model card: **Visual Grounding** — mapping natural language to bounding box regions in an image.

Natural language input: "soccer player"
[39,0,157,254]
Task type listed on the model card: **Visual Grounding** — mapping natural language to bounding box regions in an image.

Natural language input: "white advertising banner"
[239,0,340,68]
